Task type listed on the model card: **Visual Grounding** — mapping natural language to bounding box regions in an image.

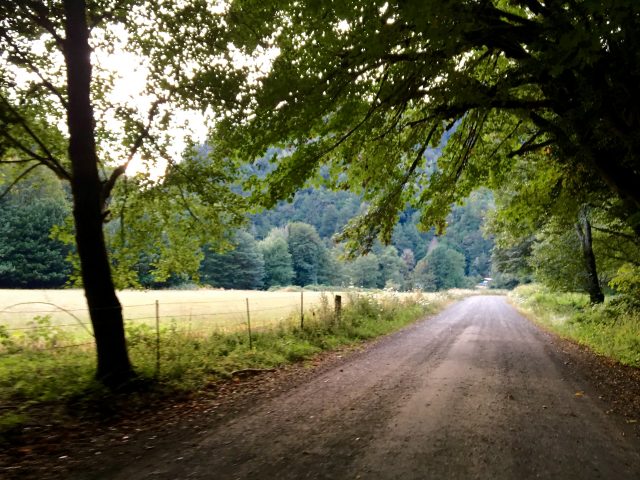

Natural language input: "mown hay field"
[0,288,477,345]
[0,289,350,337]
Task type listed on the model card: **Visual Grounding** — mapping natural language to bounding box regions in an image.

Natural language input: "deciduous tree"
[259,228,294,288]
[0,1,245,385]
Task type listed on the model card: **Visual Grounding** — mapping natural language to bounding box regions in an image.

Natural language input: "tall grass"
[0,292,445,437]
[510,284,640,366]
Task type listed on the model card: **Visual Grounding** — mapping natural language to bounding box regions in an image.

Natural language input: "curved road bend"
[98,296,640,480]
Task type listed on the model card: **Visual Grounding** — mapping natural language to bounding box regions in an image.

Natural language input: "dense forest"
[3,155,638,298]
[0,167,495,292]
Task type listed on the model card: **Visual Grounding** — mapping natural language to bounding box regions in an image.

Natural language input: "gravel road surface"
[92,296,640,479]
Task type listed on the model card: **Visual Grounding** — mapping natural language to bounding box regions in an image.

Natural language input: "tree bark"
[575,207,604,304]
[63,0,133,386]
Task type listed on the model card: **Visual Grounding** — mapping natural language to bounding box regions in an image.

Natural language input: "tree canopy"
[0,169,71,288]
[200,230,265,290]
[212,0,640,255]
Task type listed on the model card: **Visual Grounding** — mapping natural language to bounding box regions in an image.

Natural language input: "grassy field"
[0,288,352,340]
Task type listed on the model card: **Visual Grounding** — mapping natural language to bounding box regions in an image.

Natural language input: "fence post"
[246,298,253,350]
[300,290,304,329]
[155,299,160,378]
[335,295,342,323]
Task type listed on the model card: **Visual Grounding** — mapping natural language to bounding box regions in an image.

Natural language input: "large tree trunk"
[575,207,604,304]
[64,0,133,386]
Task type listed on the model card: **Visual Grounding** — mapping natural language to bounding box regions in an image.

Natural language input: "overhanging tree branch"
[0,94,70,179]
[0,129,65,175]
[508,134,553,158]
[1,33,68,109]
[21,1,66,50]
[102,95,168,206]
[591,225,640,244]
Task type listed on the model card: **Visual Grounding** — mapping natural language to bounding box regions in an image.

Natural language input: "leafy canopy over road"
[213,0,640,255]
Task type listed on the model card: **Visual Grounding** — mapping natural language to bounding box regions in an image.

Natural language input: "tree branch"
[0,129,63,174]
[591,225,640,244]
[0,163,42,200]
[0,93,70,179]
[21,1,66,50]
[88,0,128,29]
[484,120,523,163]
[529,112,575,155]
[507,130,553,157]
[0,157,41,164]
[1,32,68,108]
[102,96,168,204]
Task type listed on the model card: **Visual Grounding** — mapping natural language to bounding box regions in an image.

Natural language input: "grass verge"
[510,284,640,367]
[0,291,451,440]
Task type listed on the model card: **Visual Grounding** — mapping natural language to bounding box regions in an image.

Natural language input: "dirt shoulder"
[527,317,640,435]
[0,342,377,479]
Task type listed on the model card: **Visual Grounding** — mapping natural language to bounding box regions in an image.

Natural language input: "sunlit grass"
[0,288,345,335]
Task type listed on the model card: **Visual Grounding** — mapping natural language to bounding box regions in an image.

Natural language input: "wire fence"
[0,291,346,366]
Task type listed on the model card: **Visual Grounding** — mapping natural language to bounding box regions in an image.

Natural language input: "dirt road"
[91,296,640,479]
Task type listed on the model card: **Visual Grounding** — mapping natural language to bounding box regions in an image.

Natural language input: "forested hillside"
[0,166,495,291]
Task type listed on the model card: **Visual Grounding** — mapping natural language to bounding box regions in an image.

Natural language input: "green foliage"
[212,0,640,255]
[487,151,640,297]
[530,225,590,293]
[259,228,294,288]
[346,254,380,288]
[444,189,495,278]
[512,284,640,367]
[1,1,254,382]
[376,245,406,289]
[413,244,467,291]
[0,170,71,288]
[200,230,265,290]
[249,186,493,290]
[251,187,362,241]
[106,151,248,288]
[286,222,330,286]
[609,264,640,299]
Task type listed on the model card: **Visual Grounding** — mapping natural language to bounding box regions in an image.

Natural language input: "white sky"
[97,29,279,179]
[7,13,279,181]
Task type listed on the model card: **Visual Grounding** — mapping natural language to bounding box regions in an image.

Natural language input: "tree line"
[0,169,494,292]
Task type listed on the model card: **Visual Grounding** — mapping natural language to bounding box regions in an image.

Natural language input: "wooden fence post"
[300,290,304,329]
[246,298,253,350]
[335,295,342,323]
[155,299,160,378]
